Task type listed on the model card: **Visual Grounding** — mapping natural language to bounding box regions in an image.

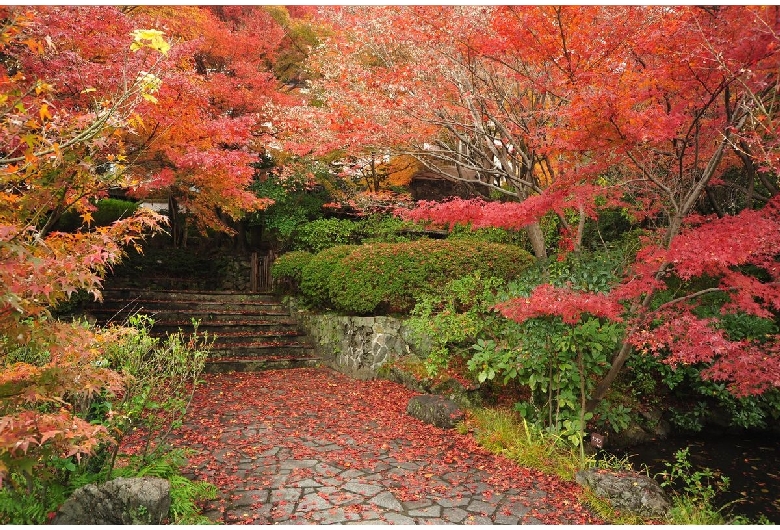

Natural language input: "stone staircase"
[87,288,319,373]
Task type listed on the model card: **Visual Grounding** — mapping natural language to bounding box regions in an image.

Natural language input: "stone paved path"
[167,367,601,525]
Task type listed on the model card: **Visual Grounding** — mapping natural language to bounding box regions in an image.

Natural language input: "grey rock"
[52,477,171,525]
[407,394,465,429]
[575,468,671,518]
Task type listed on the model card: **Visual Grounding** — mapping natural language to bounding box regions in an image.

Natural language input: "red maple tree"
[306,6,780,407]
[0,6,167,484]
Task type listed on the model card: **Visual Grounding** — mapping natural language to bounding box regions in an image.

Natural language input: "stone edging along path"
[126,367,603,525]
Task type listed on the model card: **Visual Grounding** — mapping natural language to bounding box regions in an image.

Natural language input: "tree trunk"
[525,221,547,260]
[168,195,183,248]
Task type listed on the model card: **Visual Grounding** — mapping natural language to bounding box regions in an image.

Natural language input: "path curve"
[168,367,602,525]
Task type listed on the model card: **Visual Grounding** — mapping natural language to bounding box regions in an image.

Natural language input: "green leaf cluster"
[271,250,314,290]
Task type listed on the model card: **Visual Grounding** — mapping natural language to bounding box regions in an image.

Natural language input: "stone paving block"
[519,515,543,525]
[466,499,498,516]
[418,517,450,525]
[320,476,345,487]
[270,472,291,488]
[442,471,470,485]
[368,491,403,511]
[408,505,442,518]
[497,499,530,518]
[467,481,495,495]
[310,507,363,524]
[271,487,302,504]
[367,461,392,472]
[298,492,334,513]
[442,506,469,523]
[232,489,269,507]
[340,469,366,480]
[280,459,319,470]
[493,512,520,525]
[402,499,433,511]
[315,462,343,477]
[381,512,415,525]
[329,490,368,507]
[316,443,343,452]
[436,496,470,508]
[479,491,504,504]
[343,480,383,497]
[284,514,314,525]
[359,508,383,520]
[291,478,323,488]
[202,509,222,523]
[225,509,261,524]
[463,514,494,524]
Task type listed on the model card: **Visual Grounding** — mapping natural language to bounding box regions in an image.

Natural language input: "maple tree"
[298,6,780,411]
[0,6,168,489]
[397,6,780,410]
[116,6,296,246]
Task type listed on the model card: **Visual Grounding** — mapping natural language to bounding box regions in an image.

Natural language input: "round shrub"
[271,251,313,291]
[326,239,535,315]
[299,245,358,308]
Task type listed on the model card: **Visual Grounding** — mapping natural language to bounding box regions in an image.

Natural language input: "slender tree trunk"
[168,195,182,248]
[525,221,547,260]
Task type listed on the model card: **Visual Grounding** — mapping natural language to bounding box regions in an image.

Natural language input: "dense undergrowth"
[273,211,780,523]
[0,316,217,524]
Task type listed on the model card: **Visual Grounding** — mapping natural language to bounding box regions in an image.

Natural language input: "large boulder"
[406,394,465,430]
[52,477,171,525]
[575,468,670,518]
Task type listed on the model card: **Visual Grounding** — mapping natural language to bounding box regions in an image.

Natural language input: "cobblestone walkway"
[170,368,601,525]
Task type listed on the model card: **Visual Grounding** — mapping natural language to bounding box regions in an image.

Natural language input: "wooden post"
[250,252,258,292]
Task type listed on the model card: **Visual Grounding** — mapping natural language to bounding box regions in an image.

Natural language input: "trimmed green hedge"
[278,239,534,315]
[53,198,139,231]
[271,251,313,290]
[300,245,358,307]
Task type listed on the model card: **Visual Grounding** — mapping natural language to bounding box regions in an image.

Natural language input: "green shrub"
[52,198,139,232]
[293,218,361,253]
[92,198,139,226]
[299,245,358,307]
[271,251,313,290]
[356,214,415,244]
[327,239,535,315]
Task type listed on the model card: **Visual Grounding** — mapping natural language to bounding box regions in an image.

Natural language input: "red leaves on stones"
[120,367,602,524]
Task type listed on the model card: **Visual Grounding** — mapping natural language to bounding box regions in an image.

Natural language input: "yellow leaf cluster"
[129,28,170,55]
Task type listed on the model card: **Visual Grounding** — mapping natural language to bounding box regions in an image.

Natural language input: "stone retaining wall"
[217,256,252,291]
[291,301,430,380]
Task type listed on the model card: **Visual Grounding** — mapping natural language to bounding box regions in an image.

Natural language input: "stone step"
[89,308,293,324]
[100,288,278,304]
[150,320,302,334]
[93,299,288,313]
[209,344,315,357]
[90,286,318,373]
[175,330,307,345]
[204,357,320,374]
